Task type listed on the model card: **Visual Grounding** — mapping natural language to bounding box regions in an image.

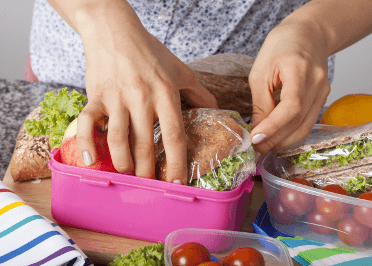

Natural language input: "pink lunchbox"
[49,148,254,242]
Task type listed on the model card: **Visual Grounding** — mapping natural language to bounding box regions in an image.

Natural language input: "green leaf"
[190,151,250,191]
[290,138,372,170]
[340,173,372,195]
[108,242,165,266]
[25,88,86,148]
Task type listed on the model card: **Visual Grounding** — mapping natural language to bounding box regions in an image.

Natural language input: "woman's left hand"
[248,19,331,157]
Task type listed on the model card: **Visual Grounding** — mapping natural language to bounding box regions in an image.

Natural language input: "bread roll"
[9,106,54,182]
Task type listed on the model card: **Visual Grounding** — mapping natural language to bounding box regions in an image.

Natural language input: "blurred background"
[1,0,371,106]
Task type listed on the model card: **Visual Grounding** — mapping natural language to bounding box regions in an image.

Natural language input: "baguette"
[9,106,54,182]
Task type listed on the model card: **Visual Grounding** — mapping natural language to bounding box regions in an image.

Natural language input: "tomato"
[316,184,351,221]
[225,247,265,266]
[171,242,211,266]
[307,209,337,235]
[197,263,222,266]
[218,256,228,266]
[267,193,297,224]
[337,214,369,246]
[279,178,315,216]
[354,192,372,228]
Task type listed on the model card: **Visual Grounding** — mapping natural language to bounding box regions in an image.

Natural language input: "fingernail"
[173,179,183,184]
[252,133,267,144]
[83,151,92,166]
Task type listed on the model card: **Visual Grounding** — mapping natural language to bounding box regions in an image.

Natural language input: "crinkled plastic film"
[153,108,257,191]
[276,124,372,197]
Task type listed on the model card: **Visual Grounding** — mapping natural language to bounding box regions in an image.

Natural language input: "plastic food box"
[48,148,254,243]
[164,228,293,266]
[258,152,372,250]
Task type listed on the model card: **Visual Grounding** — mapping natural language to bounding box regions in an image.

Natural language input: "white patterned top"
[30,0,335,88]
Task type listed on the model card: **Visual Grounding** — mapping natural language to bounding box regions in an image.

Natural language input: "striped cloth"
[0,181,93,266]
[277,236,372,266]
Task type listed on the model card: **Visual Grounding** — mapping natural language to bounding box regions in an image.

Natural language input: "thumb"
[179,72,219,109]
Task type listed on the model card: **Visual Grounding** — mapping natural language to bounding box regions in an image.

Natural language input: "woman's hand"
[249,19,331,157]
[67,1,218,184]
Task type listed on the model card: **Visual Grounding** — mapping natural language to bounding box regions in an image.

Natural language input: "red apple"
[60,118,118,172]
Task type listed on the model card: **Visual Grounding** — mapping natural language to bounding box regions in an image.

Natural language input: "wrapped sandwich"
[274,121,372,195]
[154,108,256,191]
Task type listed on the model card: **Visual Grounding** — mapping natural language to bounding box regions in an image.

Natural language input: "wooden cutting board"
[2,168,276,266]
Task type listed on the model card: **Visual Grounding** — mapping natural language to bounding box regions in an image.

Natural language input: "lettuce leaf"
[290,138,372,170]
[108,242,165,266]
[190,151,252,191]
[25,88,86,148]
[340,173,372,195]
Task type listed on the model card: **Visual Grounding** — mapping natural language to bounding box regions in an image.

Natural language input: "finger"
[179,69,219,109]
[130,106,155,179]
[273,81,331,150]
[156,90,188,184]
[106,104,134,173]
[250,69,306,146]
[76,100,106,166]
[254,81,330,155]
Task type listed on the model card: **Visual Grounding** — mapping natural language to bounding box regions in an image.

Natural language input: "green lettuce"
[290,138,372,170]
[340,173,372,195]
[25,88,86,148]
[108,242,165,266]
[189,150,254,191]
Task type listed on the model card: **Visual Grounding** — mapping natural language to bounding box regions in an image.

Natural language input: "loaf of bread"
[9,106,54,182]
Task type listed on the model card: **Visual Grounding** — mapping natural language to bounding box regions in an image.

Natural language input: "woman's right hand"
[61,0,218,184]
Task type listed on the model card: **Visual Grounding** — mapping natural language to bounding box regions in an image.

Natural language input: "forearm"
[281,0,372,56]
[46,0,145,41]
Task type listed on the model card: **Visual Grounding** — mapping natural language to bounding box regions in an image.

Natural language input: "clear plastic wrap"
[154,108,257,191]
[273,123,372,197]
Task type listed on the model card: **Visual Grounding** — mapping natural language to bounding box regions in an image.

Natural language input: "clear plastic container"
[164,228,293,266]
[49,148,255,243]
[258,152,372,250]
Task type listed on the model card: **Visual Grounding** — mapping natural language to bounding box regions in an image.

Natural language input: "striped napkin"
[0,181,93,266]
[277,236,372,266]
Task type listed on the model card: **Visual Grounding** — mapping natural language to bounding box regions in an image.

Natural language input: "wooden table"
[2,168,300,266]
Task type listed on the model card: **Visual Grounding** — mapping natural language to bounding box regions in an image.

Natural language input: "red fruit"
[60,118,118,172]
[279,178,315,216]
[307,209,337,235]
[197,263,222,266]
[225,247,265,266]
[337,214,369,246]
[354,192,372,228]
[316,184,350,221]
[267,193,297,224]
[171,242,211,266]
[218,256,228,266]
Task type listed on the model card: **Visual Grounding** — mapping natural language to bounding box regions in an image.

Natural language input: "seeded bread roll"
[9,106,54,182]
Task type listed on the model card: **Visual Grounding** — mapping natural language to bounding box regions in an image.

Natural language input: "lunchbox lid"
[258,152,372,207]
[49,148,254,203]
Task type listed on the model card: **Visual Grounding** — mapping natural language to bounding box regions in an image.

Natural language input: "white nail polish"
[173,179,183,184]
[83,151,92,166]
[252,133,267,144]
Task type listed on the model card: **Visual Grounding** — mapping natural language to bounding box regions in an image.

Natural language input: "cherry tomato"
[316,184,351,221]
[268,193,297,224]
[279,178,315,216]
[171,242,211,266]
[337,214,369,246]
[218,256,228,266]
[354,192,372,228]
[225,247,265,266]
[307,209,337,235]
[197,263,222,266]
